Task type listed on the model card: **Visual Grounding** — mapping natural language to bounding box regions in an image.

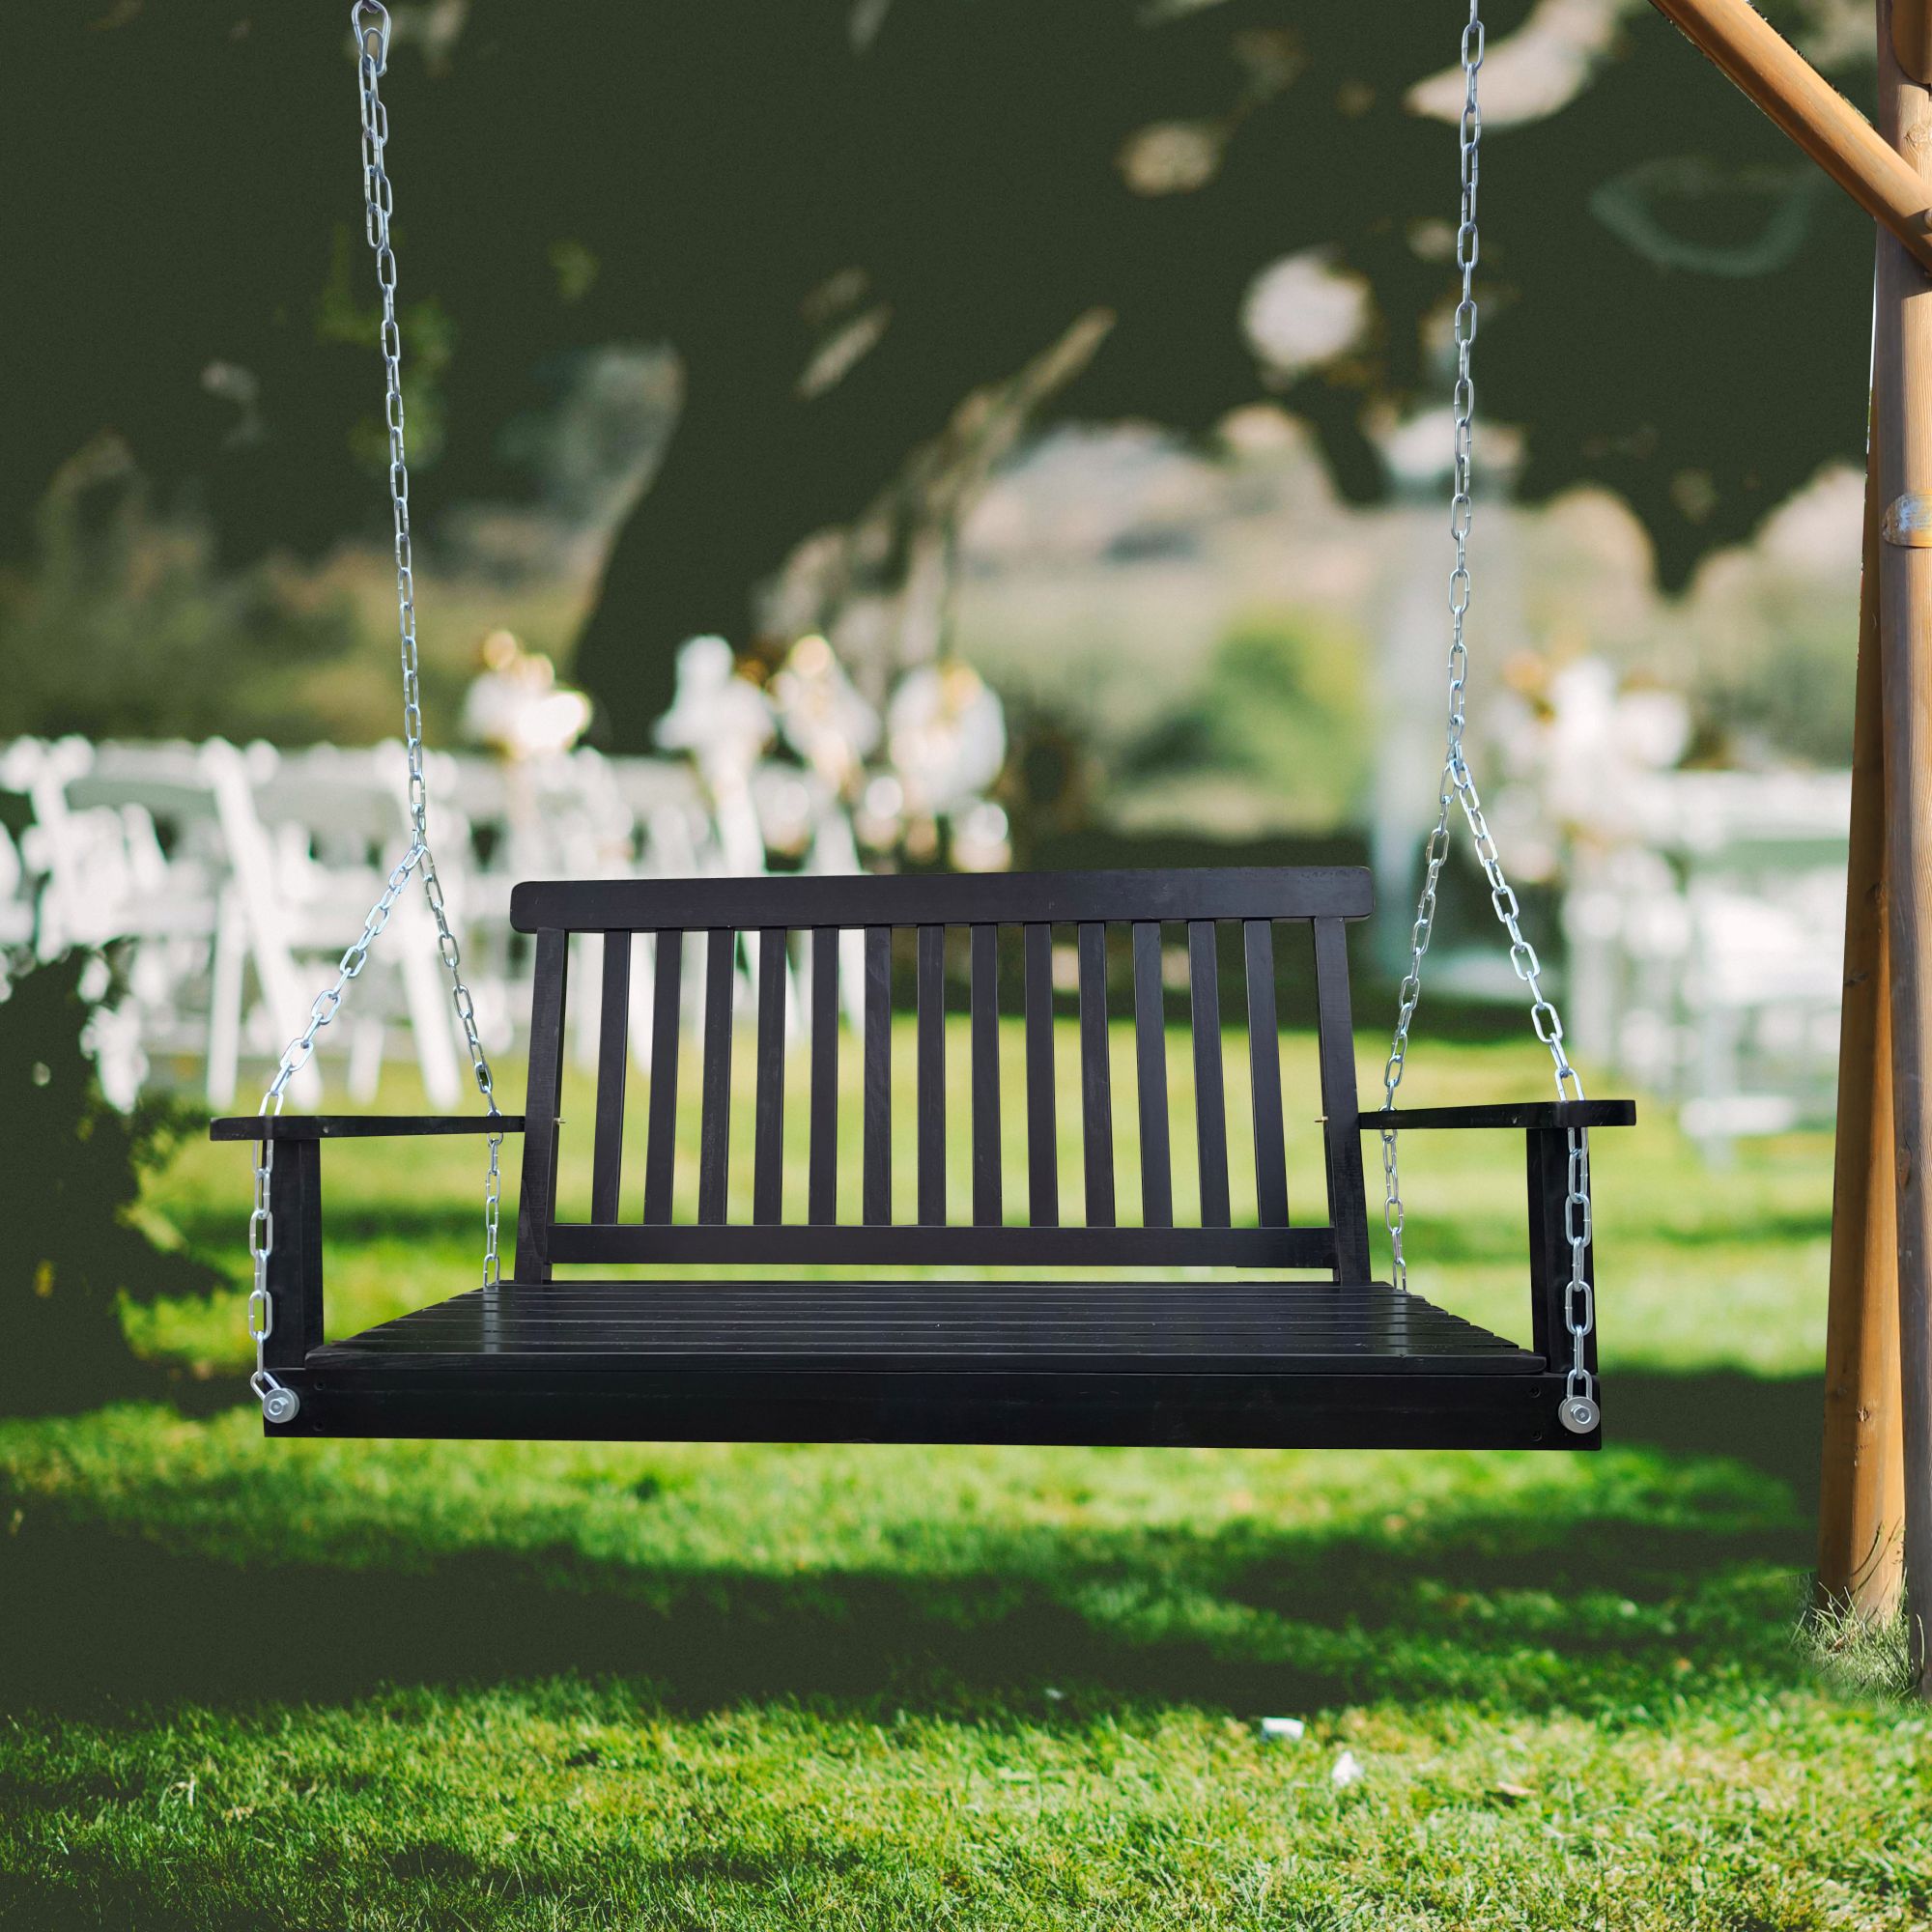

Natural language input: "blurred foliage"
[0,443,356,745]
[0,951,217,1416]
[1119,611,1368,830]
[3,1,1875,745]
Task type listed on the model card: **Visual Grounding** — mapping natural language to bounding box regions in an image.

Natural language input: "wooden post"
[1817,406,1906,1619]
[1876,0,1932,1691]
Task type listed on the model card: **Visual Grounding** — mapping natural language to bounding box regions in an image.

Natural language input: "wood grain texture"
[1873,0,1932,1691]
[1818,392,1906,1618]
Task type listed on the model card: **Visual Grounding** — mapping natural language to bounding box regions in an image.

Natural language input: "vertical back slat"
[753,928,786,1224]
[590,930,631,1223]
[513,926,569,1281]
[970,923,1002,1226]
[641,931,682,1224]
[1131,921,1173,1227]
[1312,917,1373,1279]
[1078,922,1115,1226]
[1023,922,1058,1227]
[1243,919,1291,1228]
[697,927,734,1224]
[1188,920,1231,1226]
[809,925,838,1224]
[918,923,946,1223]
[864,925,892,1224]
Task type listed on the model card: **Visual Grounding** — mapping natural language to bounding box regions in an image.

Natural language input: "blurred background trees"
[1,0,1876,757]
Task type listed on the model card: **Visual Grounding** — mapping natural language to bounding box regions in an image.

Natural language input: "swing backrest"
[508,867,1376,1282]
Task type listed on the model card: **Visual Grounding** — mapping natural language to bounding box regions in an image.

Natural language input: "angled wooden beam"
[1650,0,1932,272]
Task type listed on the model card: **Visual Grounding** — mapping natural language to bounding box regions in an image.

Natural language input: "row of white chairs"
[1560,769,1849,1160]
[0,737,857,1109]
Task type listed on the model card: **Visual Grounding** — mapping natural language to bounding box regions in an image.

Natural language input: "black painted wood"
[1131,921,1173,1228]
[698,929,734,1224]
[262,1134,322,1373]
[1362,1100,1636,1131]
[864,925,892,1225]
[753,929,787,1225]
[217,862,1646,1453]
[265,1364,1584,1451]
[970,923,1002,1227]
[1243,920,1291,1228]
[591,931,631,1224]
[513,927,569,1282]
[642,932,682,1225]
[1023,922,1058,1227]
[810,927,838,1225]
[1188,921,1231,1228]
[213,1115,528,1141]
[553,1221,1334,1269]
[918,924,946,1224]
[1077,922,1115,1227]
[316,1280,1537,1378]
[514,867,1374,934]
[1525,1124,1599,1433]
[1311,918,1373,1282]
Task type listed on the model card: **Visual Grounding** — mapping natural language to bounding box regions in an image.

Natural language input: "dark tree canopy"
[5,2,1871,746]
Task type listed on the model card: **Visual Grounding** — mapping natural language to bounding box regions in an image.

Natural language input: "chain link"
[246,0,504,1424]
[1378,0,1597,1431]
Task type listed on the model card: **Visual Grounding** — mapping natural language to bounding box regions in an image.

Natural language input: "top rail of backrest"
[510,866,1375,934]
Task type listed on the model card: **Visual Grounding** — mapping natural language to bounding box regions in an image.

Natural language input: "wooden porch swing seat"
[212,867,1633,1450]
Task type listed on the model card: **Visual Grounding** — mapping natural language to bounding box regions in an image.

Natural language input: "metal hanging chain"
[247,0,505,1426]
[1378,0,1598,1435]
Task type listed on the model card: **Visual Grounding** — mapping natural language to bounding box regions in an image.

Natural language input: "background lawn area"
[1,1023,1923,1930]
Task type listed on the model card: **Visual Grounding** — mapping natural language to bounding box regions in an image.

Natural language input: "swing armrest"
[1359,1100,1634,1132]
[209,1115,527,1142]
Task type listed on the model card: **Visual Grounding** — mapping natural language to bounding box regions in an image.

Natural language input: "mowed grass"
[2,1017,1925,1930]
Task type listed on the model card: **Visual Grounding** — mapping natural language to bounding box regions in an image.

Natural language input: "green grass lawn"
[1,1022,1923,1930]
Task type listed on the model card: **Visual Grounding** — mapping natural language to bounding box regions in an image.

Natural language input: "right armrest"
[1359,1100,1634,1133]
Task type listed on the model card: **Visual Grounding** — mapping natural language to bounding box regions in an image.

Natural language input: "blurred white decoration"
[751,766,818,860]
[657,636,776,782]
[1487,659,1849,1161]
[1500,658,1692,862]
[1331,1749,1366,1788]
[1242,248,1372,384]
[656,635,777,877]
[1118,120,1225,196]
[951,799,1012,874]
[855,774,907,852]
[460,629,593,761]
[771,632,881,789]
[886,661,1006,819]
[1258,1718,1306,1745]
[1407,0,1625,128]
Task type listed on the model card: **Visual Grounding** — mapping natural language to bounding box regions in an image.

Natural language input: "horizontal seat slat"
[309,1280,1540,1378]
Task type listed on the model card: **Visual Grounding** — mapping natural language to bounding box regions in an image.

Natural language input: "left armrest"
[1359,1100,1634,1132]
[210,1114,526,1142]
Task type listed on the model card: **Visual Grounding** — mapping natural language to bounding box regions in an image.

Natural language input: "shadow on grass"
[0,1371,1818,1728]
[1611,1368,1823,1517]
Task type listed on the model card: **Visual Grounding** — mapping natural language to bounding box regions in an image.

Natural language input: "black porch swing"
[210,0,1633,1451]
